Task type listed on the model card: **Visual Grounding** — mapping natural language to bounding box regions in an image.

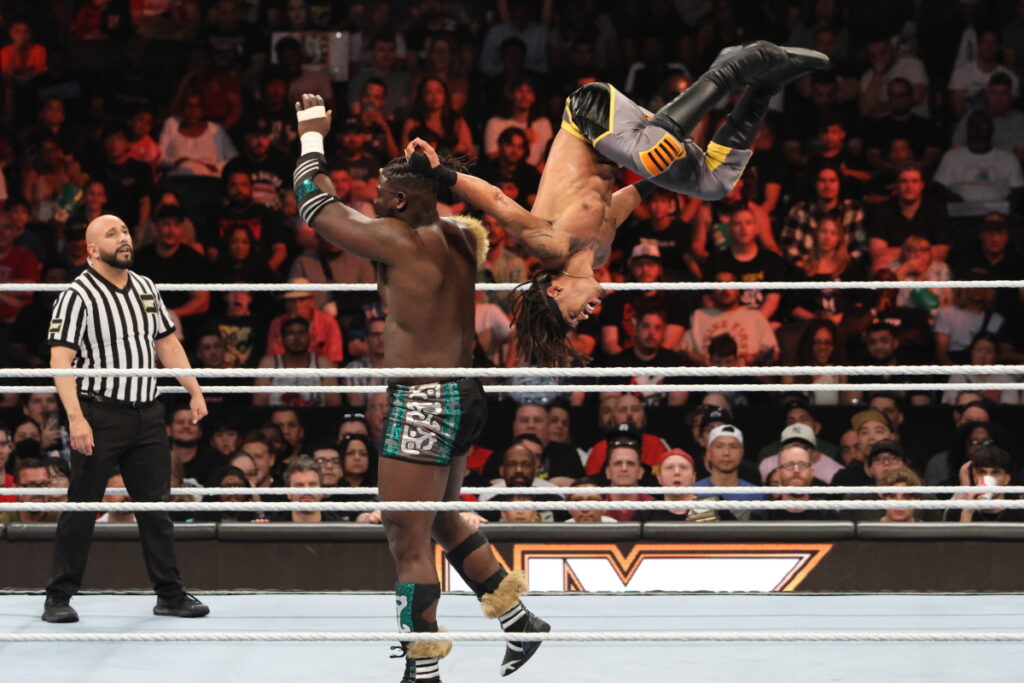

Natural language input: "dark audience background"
[1,0,1023,513]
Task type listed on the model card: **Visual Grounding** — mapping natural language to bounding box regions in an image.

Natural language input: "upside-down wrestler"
[293,94,548,683]
[407,41,827,366]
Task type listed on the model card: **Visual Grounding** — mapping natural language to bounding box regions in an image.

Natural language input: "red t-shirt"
[0,245,40,322]
[606,493,656,522]
[1,473,14,502]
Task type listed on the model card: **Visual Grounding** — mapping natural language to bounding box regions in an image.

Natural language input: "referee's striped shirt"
[47,266,176,404]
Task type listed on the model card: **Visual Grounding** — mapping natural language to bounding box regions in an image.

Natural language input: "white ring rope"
[2,383,1021,395]
[6,364,1024,378]
[0,279,1021,292]
[1,499,1021,511]
[1,486,1018,497]
[0,630,1020,643]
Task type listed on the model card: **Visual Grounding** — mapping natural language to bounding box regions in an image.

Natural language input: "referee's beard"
[98,245,135,270]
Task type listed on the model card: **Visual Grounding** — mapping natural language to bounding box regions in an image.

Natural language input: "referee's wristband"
[409,152,457,188]
[633,178,657,199]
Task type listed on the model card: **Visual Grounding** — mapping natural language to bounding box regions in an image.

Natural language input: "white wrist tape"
[300,132,324,156]
[296,105,326,122]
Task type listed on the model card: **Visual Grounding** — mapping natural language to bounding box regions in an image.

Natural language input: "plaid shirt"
[781,199,867,265]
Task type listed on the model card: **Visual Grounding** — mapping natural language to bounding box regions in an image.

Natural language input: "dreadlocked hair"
[511,270,590,368]
[380,153,470,197]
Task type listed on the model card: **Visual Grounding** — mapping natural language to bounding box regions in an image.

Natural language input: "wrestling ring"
[0,278,1023,682]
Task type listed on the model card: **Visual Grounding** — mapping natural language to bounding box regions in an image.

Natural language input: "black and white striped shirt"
[47,267,175,403]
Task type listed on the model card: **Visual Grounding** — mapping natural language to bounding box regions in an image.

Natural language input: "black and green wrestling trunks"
[382,378,487,466]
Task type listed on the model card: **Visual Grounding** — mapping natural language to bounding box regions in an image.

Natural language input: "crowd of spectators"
[0,1,1023,524]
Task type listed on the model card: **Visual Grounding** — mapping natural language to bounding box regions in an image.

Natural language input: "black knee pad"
[445,532,506,599]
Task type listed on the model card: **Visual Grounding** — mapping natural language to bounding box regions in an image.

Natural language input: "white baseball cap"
[707,424,743,447]
[780,422,816,448]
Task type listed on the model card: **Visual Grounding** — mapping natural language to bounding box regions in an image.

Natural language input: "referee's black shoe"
[153,592,210,618]
[41,595,79,623]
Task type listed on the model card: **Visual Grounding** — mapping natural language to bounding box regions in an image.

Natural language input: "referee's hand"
[189,395,208,424]
[69,416,94,456]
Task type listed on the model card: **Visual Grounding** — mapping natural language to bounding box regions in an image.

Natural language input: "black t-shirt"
[951,246,1024,316]
[869,197,952,247]
[789,260,868,317]
[12,299,53,364]
[636,507,739,522]
[207,313,267,368]
[599,290,693,350]
[864,114,941,159]
[475,158,541,208]
[708,249,790,314]
[132,245,211,310]
[614,219,695,277]
[223,150,294,210]
[265,510,345,523]
[602,348,689,405]
[941,496,1024,523]
[181,447,223,485]
[209,203,288,265]
[333,149,386,186]
[830,466,872,487]
[755,508,840,521]
[88,158,153,228]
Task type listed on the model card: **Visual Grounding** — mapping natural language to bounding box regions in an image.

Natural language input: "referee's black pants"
[47,400,184,599]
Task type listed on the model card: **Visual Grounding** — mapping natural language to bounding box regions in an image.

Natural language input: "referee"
[42,214,210,623]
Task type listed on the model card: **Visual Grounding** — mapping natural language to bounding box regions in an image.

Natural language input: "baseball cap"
[339,116,367,134]
[979,212,1009,232]
[867,439,904,463]
[707,424,743,448]
[657,448,695,468]
[280,277,315,300]
[782,397,814,418]
[780,422,817,448]
[700,407,733,431]
[244,117,273,136]
[851,409,892,432]
[606,422,642,448]
[630,243,661,261]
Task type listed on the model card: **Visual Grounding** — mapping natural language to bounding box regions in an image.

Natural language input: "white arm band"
[300,132,325,156]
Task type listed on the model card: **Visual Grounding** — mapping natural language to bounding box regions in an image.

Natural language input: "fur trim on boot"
[406,630,452,660]
[481,571,527,619]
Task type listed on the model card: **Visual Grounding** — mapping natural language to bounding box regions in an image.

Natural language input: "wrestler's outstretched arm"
[295,95,420,265]
[403,138,561,258]
[608,184,646,231]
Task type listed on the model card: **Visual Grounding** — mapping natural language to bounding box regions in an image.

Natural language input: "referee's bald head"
[85,214,129,243]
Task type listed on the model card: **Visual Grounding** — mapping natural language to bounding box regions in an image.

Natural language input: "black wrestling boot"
[498,605,551,677]
[712,46,829,149]
[649,41,786,139]
[400,656,442,683]
[651,42,828,141]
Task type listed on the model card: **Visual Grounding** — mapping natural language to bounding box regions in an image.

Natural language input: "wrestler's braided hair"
[380,153,469,197]
[511,270,590,368]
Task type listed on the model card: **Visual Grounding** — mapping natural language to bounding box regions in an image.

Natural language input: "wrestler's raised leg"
[432,454,550,677]
[379,457,453,683]
[650,41,828,141]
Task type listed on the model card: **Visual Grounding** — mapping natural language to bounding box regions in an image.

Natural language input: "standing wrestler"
[42,214,209,623]
[293,94,547,682]
[408,41,828,365]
